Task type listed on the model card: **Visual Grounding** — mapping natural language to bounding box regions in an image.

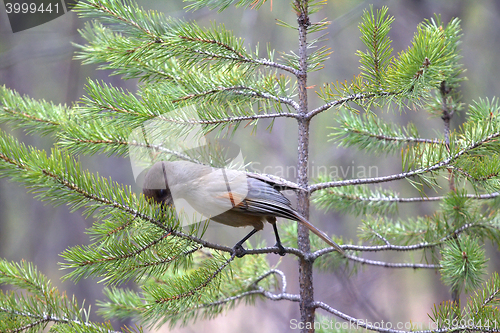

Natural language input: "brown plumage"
[143,161,344,257]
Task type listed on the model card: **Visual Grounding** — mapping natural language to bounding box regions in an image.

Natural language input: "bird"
[142,160,344,257]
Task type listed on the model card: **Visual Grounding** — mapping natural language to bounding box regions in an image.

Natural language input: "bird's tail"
[295,214,345,255]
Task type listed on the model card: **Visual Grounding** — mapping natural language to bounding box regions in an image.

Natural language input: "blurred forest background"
[1,0,500,332]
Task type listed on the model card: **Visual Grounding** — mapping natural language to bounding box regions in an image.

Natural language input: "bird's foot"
[233,244,248,258]
[274,243,286,256]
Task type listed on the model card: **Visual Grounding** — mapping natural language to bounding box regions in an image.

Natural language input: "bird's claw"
[274,243,286,256]
[233,244,247,258]
[233,243,286,258]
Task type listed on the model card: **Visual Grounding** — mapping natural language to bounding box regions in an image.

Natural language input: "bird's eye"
[158,189,168,197]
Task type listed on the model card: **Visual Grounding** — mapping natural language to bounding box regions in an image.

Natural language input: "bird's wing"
[225,177,300,221]
[246,171,304,192]
[175,167,298,221]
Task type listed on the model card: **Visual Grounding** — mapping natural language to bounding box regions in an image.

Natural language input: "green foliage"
[312,176,399,216]
[0,130,159,221]
[318,11,464,111]
[72,3,299,142]
[329,108,437,155]
[184,0,269,13]
[97,245,276,329]
[358,215,440,246]
[357,191,500,249]
[76,0,263,76]
[385,15,464,100]
[356,6,394,91]
[440,237,488,294]
[466,272,500,322]
[0,85,68,137]
[0,259,132,333]
[440,190,480,228]
[447,99,500,191]
[60,224,200,284]
[430,273,500,330]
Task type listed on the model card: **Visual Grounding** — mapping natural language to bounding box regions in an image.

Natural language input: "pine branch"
[312,182,400,216]
[311,221,497,259]
[313,302,500,333]
[0,259,127,333]
[308,91,398,118]
[309,131,500,192]
[126,246,284,328]
[154,109,298,124]
[313,184,500,218]
[356,6,394,89]
[76,21,179,82]
[344,254,441,269]
[171,85,300,111]
[254,287,301,302]
[0,307,125,333]
[384,16,464,101]
[152,268,290,319]
[431,273,500,332]
[72,75,297,144]
[467,272,500,320]
[184,0,270,13]
[155,253,235,305]
[0,85,67,137]
[60,228,202,284]
[75,0,297,75]
[374,192,500,202]
[314,13,465,119]
[328,108,443,155]
[440,237,488,294]
[179,269,290,312]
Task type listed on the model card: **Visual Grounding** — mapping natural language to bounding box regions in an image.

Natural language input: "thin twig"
[472,285,500,319]
[0,307,122,333]
[313,302,500,333]
[307,91,399,118]
[1,106,61,126]
[197,289,265,308]
[328,191,500,203]
[371,228,391,246]
[7,317,51,333]
[258,287,301,302]
[311,242,435,259]
[251,269,288,294]
[253,57,300,76]
[242,246,306,259]
[311,222,494,259]
[309,131,500,193]
[180,268,291,314]
[180,47,299,76]
[156,252,236,304]
[156,112,298,125]
[348,129,443,145]
[129,245,202,270]
[394,192,500,201]
[172,85,300,111]
[344,253,441,269]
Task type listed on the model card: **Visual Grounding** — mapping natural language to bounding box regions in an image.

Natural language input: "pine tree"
[1,1,500,333]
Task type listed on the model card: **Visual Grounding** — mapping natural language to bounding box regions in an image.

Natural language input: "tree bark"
[295,1,315,332]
